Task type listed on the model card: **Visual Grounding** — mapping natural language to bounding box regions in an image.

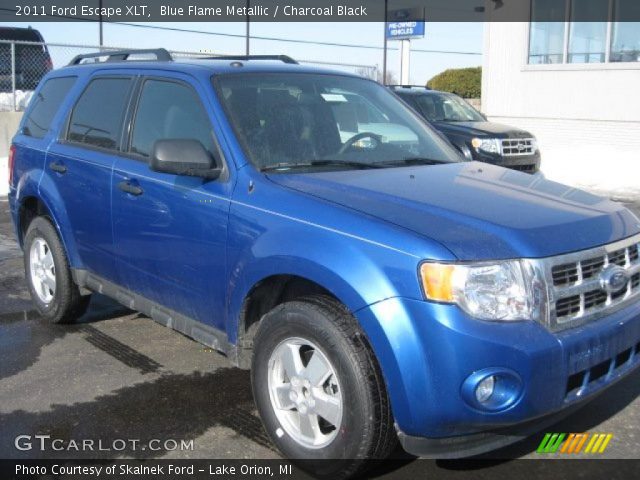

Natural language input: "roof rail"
[204,55,299,65]
[67,48,173,66]
[388,84,430,89]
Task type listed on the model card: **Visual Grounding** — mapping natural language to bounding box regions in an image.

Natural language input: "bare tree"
[356,67,398,85]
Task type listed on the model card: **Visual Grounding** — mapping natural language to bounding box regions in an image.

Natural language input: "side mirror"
[150,139,221,179]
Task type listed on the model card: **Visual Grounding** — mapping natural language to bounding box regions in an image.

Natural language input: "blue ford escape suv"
[8,50,640,477]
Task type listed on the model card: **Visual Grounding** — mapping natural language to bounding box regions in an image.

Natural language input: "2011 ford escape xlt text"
[7,50,640,479]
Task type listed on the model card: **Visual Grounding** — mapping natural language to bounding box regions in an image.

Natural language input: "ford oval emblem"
[599,265,629,294]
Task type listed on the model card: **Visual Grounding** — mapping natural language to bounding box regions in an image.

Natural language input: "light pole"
[245,0,250,55]
[98,0,103,47]
[382,0,388,84]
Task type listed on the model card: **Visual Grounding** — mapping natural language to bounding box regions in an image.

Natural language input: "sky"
[0,21,483,83]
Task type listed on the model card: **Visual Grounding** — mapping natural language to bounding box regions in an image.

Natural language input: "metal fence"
[0,39,378,111]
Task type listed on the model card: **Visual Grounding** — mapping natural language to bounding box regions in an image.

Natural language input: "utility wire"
[112,22,481,55]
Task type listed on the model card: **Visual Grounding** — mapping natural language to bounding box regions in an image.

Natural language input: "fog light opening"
[461,368,522,412]
[475,375,495,403]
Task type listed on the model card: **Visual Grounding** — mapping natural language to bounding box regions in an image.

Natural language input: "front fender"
[225,222,421,344]
[225,169,455,342]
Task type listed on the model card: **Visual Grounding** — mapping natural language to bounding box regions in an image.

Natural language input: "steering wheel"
[338,132,382,154]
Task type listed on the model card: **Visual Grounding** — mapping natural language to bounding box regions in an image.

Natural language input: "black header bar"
[2,0,640,23]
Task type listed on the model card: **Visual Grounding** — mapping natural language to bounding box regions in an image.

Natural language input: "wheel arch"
[233,270,355,369]
[23,174,83,268]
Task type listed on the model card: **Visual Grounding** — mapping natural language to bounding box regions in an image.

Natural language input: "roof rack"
[203,55,299,65]
[388,85,430,89]
[67,48,173,66]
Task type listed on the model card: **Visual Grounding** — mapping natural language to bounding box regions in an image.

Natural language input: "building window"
[529,0,566,64]
[528,0,640,64]
[568,0,608,63]
[610,1,640,62]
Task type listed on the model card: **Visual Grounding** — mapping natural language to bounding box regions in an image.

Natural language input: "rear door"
[45,74,135,282]
[111,73,233,330]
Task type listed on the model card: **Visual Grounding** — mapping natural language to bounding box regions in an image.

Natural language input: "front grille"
[552,262,579,286]
[551,247,634,288]
[509,163,537,173]
[501,138,535,156]
[565,341,640,400]
[541,236,640,330]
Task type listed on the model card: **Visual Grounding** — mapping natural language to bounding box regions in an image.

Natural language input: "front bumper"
[355,295,640,455]
[473,150,541,174]
[397,401,584,458]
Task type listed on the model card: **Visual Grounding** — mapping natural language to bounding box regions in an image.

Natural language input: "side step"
[72,269,239,366]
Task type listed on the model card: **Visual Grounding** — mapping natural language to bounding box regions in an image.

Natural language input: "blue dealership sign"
[386,7,425,39]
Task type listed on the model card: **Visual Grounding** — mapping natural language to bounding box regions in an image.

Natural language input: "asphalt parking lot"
[1,194,640,474]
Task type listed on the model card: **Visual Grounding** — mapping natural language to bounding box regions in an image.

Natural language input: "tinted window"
[130,80,214,158]
[0,27,43,42]
[22,76,76,138]
[412,93,484,122]
[68,77,131,150]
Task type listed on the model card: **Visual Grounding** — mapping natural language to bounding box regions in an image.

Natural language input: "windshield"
[215,73,461,172]
[411,92,485,123]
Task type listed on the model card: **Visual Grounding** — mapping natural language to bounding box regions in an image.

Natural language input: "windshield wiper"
[376,157,449,167]
[261,160,384,172]
[311,159,385,169]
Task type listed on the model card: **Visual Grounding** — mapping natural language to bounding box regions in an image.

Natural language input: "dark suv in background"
[0,26,52,93]
[391,86,541,174]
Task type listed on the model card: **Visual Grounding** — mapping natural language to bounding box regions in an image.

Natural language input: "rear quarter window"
[67,77,132,150]
[22,76,76,139]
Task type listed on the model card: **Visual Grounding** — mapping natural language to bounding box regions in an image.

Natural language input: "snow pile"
[0,90,34,112]
[540,146,640,202]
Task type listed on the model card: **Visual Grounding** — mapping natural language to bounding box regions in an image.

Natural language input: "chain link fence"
[0,39,377,111]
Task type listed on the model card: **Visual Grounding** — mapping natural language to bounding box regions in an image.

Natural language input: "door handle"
[49,161,67,174]
[118,180,143,196]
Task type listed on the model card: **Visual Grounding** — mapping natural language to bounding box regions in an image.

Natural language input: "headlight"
[471,137,500,154]
[419,260,546,322]
[530,137,538,152]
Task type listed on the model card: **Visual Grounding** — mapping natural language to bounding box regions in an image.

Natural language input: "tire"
[23,216,90,324]
[251,295,396,479]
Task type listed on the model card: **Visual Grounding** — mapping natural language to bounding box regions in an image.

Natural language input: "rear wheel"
[23,216,90,323]
[251,295,396,479]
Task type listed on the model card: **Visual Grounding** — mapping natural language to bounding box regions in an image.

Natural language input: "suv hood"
[435,121,533,138]
[268,162,640,260]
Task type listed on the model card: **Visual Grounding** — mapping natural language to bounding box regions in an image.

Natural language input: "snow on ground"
[540,146,640,202]
[0,90,33,112]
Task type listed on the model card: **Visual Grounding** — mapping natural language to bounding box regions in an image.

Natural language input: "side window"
[67,77,131,150]
[23,76,76,139]
[130,79,214,158]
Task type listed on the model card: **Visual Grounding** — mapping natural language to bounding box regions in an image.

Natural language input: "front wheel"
[251,295,396,478]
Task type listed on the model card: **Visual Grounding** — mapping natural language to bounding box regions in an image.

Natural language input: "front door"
[111,74,233,330]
